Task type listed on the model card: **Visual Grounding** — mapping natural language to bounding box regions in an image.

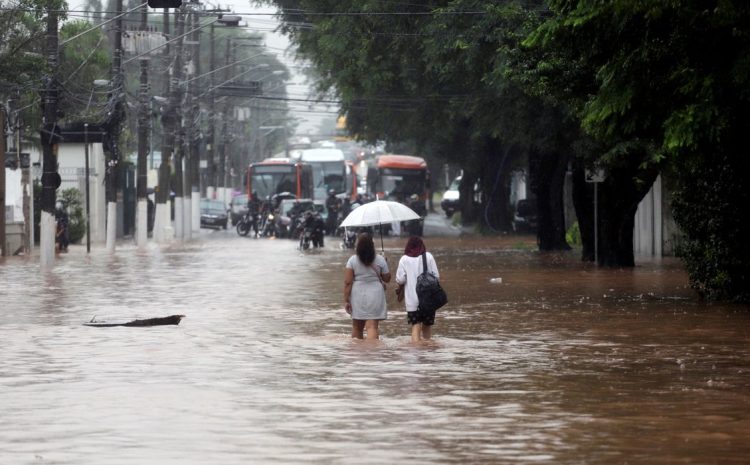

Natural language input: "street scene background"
[2,217,748,464]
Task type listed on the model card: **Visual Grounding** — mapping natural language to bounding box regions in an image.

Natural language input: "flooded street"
[1,228,749,464]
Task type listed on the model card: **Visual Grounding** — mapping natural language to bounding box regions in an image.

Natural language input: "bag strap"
[421,252,428,276]
[370,263,385,286]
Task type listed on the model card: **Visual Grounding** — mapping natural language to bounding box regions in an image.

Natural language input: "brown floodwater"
[1,230,748,464]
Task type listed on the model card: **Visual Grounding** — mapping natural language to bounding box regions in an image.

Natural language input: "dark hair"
[404,236,426,257]
[356,232,376,266]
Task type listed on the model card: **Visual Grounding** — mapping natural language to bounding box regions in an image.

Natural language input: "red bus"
[245,158,313,201]
[367,154,428,215]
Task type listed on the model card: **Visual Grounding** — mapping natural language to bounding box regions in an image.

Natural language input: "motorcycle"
[298,211,326,250]
[235,212,259,237]
[260,211,277,237]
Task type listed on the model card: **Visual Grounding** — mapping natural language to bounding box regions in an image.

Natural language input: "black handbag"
[416,253,448,312]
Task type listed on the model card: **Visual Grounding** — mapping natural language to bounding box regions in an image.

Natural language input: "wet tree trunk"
[596,164,659,267]
[571,160,595,261]
[530,149,571,251]
[459,169,479,225]
[572,149,659,267]
[479,139,513,232]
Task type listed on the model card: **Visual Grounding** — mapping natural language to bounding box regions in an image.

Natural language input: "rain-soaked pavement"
[1,215,749,464]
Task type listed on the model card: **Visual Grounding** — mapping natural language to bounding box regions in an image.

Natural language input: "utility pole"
[1,108,6,257]
[153,7,172,243]
[206,21,216,199]
[188,8,202,236]
[217,36,230,206]
[39,6,61,267]
[104,0,125,253]
[169,5,187,240]
[136,2,150,248]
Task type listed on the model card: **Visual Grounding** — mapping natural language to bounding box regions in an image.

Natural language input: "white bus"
[296,148,347,200]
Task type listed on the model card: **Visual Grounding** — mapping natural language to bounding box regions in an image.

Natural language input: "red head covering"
[404,236,426,257]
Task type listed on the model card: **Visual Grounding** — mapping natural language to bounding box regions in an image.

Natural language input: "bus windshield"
[250,165,296,199]
[311,161,345,198]
[380,169,425,200]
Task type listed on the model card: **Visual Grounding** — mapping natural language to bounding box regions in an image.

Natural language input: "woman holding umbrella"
[343,233,391,340]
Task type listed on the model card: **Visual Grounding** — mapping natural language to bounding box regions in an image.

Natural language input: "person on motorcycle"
[246,193,261,237]
[325,189,340,236]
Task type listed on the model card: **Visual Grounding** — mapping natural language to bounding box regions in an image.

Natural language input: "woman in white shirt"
[395,236,440,342]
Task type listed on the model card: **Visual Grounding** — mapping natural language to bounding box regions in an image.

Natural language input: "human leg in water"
[365,320,380,340]
[351,319,365,339]
[411,322,423,343]
[421,324,432,340]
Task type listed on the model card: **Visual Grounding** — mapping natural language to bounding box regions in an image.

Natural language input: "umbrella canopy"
[340,200,421,228]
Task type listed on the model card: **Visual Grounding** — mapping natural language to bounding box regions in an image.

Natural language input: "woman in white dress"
[343,233,391,339]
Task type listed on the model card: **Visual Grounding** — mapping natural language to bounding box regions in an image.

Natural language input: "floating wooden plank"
[83,315,185,327]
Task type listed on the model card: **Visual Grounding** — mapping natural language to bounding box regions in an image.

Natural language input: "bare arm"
[380,256,392,283]
[344,267,354,314]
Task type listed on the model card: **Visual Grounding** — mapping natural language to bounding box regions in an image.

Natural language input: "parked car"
[228,194,248,224]
[440,175,461,218]
[512,198,538,233]
[200,199,229,229]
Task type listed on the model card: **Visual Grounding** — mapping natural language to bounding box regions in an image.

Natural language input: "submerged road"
[1,220,748,464]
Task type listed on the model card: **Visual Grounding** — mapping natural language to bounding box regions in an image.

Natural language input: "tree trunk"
[530,149,571,251]
[596,164,659,267]
[571,160,595,261]
[479,140,513,232]
[459,170,479,224]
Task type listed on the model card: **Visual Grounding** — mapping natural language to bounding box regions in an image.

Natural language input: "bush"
[59,188,86,244]
[671,152,750,303]
[566,221,582,246]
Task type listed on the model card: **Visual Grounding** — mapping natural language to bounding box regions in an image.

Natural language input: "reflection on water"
[1,233,749,464]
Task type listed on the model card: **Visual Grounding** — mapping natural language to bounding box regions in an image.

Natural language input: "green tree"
[272,1,529,233]
[0,0,49,98]
[58,19,112,124]
[525,1,750,299]
[0,0,62,141]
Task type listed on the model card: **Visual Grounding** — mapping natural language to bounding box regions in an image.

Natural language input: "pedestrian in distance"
[395,236,440,343]
[343,232,391,340]
[325,189,340,236]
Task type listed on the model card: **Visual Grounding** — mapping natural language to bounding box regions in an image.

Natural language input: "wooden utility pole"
[206,21,217,197]
[104,0,125,252]
[171,6,186,240]
[40,7,61,267]
[153,7,172,243]
[189,9,201,232]
[0,109,6,257]
[217,37,230,203]
[136,2,150,248]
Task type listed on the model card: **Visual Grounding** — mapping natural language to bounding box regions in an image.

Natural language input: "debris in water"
[83,315,185,327]
[489,277,503,284]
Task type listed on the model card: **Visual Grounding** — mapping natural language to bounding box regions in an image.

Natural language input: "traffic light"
[147,0,182,8]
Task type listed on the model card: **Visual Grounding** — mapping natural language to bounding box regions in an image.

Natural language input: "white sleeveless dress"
[346,254,389,320]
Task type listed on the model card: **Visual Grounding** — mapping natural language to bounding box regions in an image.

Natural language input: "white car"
[440,176,461,217]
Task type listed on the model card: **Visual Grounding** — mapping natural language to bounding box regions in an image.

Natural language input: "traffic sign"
[585,169,605,183]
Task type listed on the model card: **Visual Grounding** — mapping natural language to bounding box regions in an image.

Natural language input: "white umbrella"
[339,200,421,250]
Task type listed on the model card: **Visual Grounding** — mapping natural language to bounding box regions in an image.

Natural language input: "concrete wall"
[57,143,106,244]
[633,175,683,257]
